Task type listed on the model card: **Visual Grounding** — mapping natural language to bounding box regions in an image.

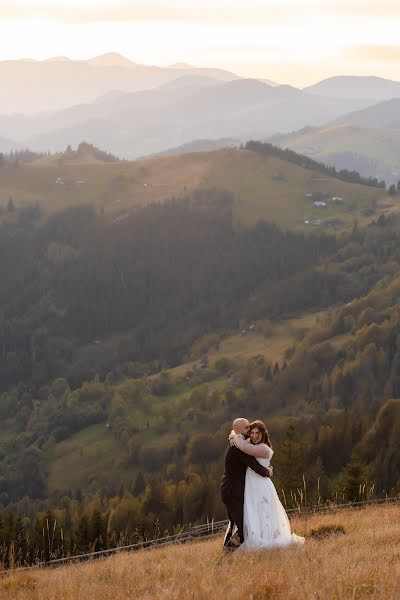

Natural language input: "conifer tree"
[336,455,368,502]
[90,508,107,551]
[76,515,90,553]
[133,472,146,496]
[274,424,306,506]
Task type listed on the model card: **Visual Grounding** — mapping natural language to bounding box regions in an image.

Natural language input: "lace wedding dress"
[235,437,305,550]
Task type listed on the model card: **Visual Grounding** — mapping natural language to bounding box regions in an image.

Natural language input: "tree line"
[246,140,386,188]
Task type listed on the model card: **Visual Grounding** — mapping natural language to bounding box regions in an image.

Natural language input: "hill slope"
[2,503,399,599]
[270,124,400,182]
[0,147,386,229]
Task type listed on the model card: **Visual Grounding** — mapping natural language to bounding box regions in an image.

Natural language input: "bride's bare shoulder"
[262,444,274,456]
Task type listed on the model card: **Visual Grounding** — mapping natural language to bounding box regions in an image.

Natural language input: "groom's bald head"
[232,418,250,435]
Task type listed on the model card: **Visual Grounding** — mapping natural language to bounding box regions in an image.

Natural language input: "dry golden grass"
[2,504,399,599]
[0,148,384,228]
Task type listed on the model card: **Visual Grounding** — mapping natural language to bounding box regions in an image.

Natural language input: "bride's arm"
[231,433,269,458]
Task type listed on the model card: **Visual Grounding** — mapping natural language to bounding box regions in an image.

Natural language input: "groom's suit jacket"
[221,443,270,503]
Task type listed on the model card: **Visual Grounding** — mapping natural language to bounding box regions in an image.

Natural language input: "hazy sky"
[1,0,399,86]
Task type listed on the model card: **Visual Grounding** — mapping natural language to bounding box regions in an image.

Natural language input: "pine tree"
[133,472,146,496]
[142,480,167,515]
[274,425,306,506]
[336,455,368,502]
[76,515,90,553]
[90,509,107,551]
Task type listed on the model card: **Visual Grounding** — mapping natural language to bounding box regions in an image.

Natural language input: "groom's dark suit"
[221,442,270,549]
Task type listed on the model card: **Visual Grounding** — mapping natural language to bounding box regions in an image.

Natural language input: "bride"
[230,420,305,550]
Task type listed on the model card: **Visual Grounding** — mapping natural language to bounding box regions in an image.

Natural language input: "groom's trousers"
[223,497,244,547]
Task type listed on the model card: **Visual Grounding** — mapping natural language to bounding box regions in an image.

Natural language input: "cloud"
[0,1,329,25]
[324,0,400,17]
[348,44,400,63]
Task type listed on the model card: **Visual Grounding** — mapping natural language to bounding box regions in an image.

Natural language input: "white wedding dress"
[235,438,305,550]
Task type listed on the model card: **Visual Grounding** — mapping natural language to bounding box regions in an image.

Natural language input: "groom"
[221,417,272,550]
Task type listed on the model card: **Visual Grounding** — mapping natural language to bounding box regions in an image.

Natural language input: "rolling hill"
[146,137,241,157]
[270,124,400,182]
[269,97,400,182]
[335,97,400,129]
[0,145,387,228]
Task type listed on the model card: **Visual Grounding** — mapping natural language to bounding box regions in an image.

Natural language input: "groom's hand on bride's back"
[267,466,273,477]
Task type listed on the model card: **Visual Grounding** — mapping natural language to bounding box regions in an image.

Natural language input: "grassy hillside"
[271,124,400,182]
[2,503,399,599]
[0,147,387,229]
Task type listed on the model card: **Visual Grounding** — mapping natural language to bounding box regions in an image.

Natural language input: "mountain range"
[2,56,400,169]
[270,98,400,182]
[0,74,388,158]
[303,75,400,103]
[0,53,239,114]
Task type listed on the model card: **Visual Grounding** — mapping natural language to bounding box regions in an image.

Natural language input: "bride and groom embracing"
[221,417,305,551]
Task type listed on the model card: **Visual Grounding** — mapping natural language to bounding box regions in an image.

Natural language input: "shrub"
[309,524,346,539]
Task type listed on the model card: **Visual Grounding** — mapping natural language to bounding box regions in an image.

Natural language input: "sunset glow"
[0,0,399,85]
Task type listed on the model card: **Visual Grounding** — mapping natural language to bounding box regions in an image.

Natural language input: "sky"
[0,0,400,86]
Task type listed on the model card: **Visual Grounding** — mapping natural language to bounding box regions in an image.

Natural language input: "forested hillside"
[1,147,400,565]
[0,194,337,391]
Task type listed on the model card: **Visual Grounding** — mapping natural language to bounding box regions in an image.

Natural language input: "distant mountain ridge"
[87,53,137,67]
[335,98,400,129]
[0,54,240,114]
[269,96,400,182]
[2,59,400,163]
[147,137,240,157]
[0,77,378,159]
[304,75,400,102]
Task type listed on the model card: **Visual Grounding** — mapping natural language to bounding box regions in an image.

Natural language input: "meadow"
[1,503,399,599]
[0,147,387,230]
[272,124,400,183]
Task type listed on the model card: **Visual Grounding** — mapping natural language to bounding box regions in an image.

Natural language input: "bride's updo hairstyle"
[250,420,272,448]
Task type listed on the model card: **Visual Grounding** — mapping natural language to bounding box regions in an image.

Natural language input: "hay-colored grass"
[0,148,385,229]
[2,504,399,599]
